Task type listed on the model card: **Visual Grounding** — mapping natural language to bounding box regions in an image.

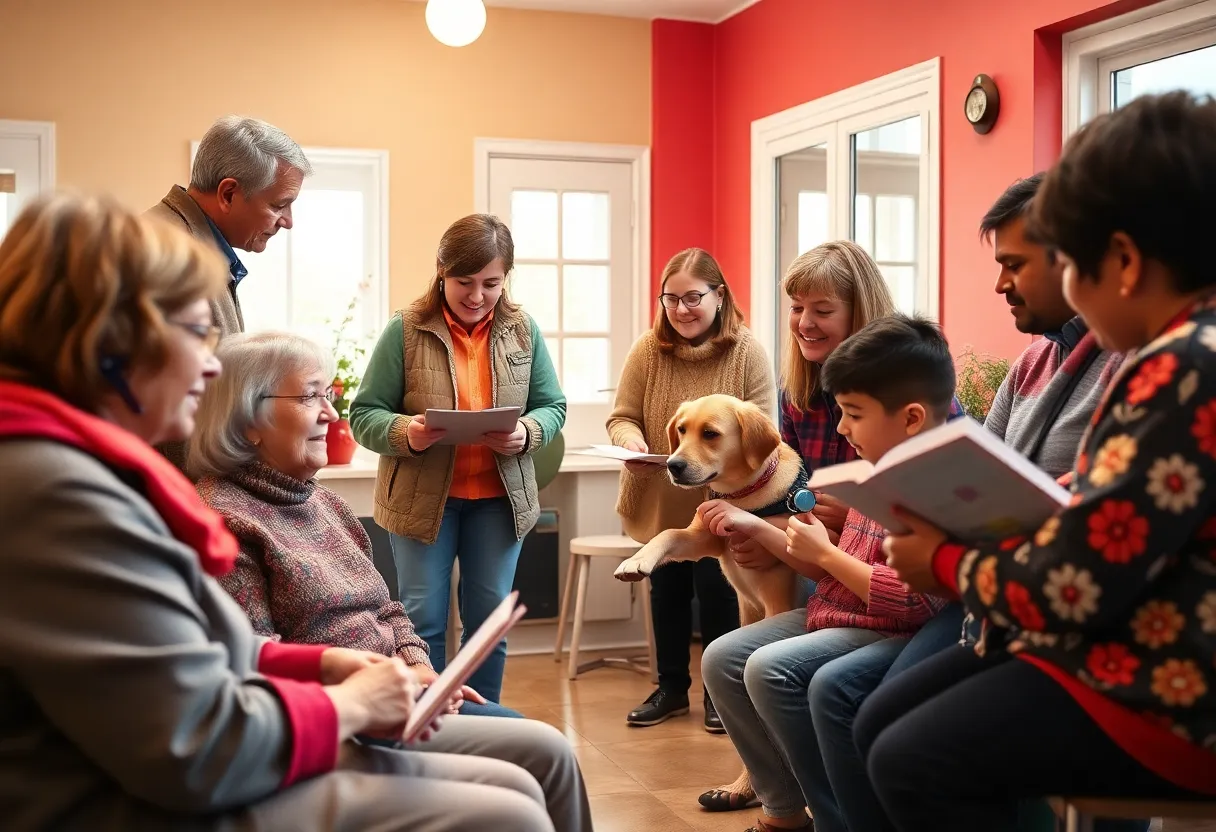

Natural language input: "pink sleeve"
[261,677,338,786]
[867,563,942,625]
[259,641,327,682]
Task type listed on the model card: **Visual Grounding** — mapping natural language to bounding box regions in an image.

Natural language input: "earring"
[717,303,722,312]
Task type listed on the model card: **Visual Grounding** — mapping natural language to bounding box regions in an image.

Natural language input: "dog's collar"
[709,454,780,501]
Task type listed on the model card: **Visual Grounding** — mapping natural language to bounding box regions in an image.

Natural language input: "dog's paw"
[614,559,650,582]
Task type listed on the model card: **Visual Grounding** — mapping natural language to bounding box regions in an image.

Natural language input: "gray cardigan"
[0,439,294,829]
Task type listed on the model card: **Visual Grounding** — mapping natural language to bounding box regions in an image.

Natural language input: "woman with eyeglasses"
[190,332,518,719]
[608,247,775,732]
[0,194,587,830]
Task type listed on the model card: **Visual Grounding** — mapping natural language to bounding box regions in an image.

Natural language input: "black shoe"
[626,688,689,726]
[704,690,725,734]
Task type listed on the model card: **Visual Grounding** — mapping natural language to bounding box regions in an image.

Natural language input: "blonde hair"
[781,240,896,410]
[413,214,520,318]
[0,192,228,410]
[652,247,743,353]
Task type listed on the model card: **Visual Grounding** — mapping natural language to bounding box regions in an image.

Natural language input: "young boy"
[696,314,955,832]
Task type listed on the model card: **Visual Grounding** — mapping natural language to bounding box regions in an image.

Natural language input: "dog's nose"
[667,458,687,477]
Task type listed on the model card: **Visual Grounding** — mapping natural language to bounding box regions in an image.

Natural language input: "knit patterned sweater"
[607,328,775,544]
[197,463,431,666]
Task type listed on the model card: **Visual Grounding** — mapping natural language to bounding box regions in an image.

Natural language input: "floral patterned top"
[933,293,1216,794]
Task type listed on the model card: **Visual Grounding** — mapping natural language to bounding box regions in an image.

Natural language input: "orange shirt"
[442,306,507,500]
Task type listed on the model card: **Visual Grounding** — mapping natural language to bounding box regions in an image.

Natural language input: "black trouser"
[650,557,740,694]
[854,645,1189,832]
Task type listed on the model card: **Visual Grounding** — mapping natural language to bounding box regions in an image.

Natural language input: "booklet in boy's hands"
[402,592,527,744]
[808,416,1070,541]
[573,444,670,465]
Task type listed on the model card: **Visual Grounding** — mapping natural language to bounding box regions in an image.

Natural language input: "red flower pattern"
[1126,353,1178,405]
[1086,500,1149,563]
[1193,400,1216,461]
[1086,643,1141,687]
[1005,581,1046,631]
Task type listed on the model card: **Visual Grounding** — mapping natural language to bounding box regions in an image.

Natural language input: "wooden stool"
[1050,798,1213,831]
[553,535,658,681]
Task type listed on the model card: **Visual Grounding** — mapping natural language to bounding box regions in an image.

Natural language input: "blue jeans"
[389,496,524,704]
[806,603,965,832]
[459,699,523,718]
[701,610,884,819]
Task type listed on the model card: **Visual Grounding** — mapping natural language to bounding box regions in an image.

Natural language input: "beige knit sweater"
[607,327,775,544]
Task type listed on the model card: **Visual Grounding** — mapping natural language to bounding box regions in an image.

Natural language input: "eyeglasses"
[170,320,222,353]
[658,290,713,310]
[262,387,337,407]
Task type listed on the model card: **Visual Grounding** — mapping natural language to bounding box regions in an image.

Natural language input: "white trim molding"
[1063,0,1216,137]
[473,137,652,342]
[0,119,56,193]
[749,58,941,366]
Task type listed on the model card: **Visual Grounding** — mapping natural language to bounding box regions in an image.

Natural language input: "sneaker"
[626,688,689,726]
[704,690,725,734]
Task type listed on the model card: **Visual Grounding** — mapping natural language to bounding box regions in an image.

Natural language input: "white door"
[0,121,55,239]
[488,157,635,449]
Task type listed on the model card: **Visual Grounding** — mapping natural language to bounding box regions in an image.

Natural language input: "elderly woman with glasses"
[189,331,524,721]
[0,194,588,831]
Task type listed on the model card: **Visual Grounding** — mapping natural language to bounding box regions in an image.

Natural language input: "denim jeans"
[806,603,965,832]
[389,496,524,704]
[701,610,884,819]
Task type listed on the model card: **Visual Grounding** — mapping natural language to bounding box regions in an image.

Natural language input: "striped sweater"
[806,508,946,634]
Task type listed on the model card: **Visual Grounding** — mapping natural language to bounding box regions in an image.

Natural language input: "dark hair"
[1031,91,1216,293]
[979,172,1045,243]
[413,214,519,316]
[821,314,956,420]
[652,247,744,353]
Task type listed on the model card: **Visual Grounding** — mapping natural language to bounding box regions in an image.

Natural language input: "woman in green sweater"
[350,214,566,704]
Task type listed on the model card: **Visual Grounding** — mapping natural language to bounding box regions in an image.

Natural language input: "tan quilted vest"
[371,307,540,543]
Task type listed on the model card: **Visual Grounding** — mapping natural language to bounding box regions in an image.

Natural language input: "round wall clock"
[965,74,1000,135]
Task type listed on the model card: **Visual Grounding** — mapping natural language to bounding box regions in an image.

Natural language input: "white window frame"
[188,143,391,337]
[0,119,56,223]
[473,138,651,343]
[1063,0,1216,137]
[750,58,941,368]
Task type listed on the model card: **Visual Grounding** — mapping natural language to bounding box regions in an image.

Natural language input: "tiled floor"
[501,647,1216,832]
[501,646,754,832]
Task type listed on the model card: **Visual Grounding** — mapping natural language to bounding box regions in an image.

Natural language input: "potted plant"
[325,289,369,466]
[954,346,1011,422]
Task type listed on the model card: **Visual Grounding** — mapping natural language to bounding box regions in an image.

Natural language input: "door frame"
[473,138,651,342]
[0,119,56,196]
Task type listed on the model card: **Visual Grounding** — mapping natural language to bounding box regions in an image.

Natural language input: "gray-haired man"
[147,115,312,337]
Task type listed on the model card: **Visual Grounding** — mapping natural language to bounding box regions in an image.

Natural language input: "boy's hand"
[698,499,763,538]
[786,512,834,565]
[811,492,849,534]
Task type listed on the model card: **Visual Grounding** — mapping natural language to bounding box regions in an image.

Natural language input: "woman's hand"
[1057,472,1074,488]
[622,438,664,475]
[785,512,835,565]
[324,658,421,741]
[726,531,779,570]
[408,664,488,715]
[406,414,446,452]
[320,647,389,685]
[882,507,949,594]
[811,492,850,535]
[698,499,763,539]
[483,421,528,455]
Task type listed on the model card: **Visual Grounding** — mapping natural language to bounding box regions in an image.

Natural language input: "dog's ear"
[665,406,683,455]
[737,402,781,471]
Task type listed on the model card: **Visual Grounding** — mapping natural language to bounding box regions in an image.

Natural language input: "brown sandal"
[743,819,814,832]
[698,788,760,812]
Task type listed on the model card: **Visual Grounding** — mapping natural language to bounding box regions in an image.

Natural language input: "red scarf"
[0,380,237,576]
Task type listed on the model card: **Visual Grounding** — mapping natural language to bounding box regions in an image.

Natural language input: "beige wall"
[0,0,651,306]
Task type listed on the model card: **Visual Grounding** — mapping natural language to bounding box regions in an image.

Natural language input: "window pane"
[290,189,367,345]
[562,264,609,332]
[236,231,290,333]
[562,338,610,403]
[875,195,915,262]
[854,194,873,255]
[561,192,610,260]
[511,190,558,259]
[511,263,559,331]
[797,192,829,255]
[1113,44,1216,108]
[543,336,561,377]
[0,192,11,239]
[852,119,921,154]
[880,264,916,316]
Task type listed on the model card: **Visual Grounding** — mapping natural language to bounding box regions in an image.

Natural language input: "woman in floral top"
[857,91,1216,831]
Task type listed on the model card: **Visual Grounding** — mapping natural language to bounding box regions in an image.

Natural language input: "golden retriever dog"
[613,393,805,809]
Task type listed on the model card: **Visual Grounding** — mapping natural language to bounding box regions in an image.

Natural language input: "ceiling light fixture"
[425,0,487,48]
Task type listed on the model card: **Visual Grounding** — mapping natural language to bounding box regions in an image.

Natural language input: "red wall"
[651,0,1160,359]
